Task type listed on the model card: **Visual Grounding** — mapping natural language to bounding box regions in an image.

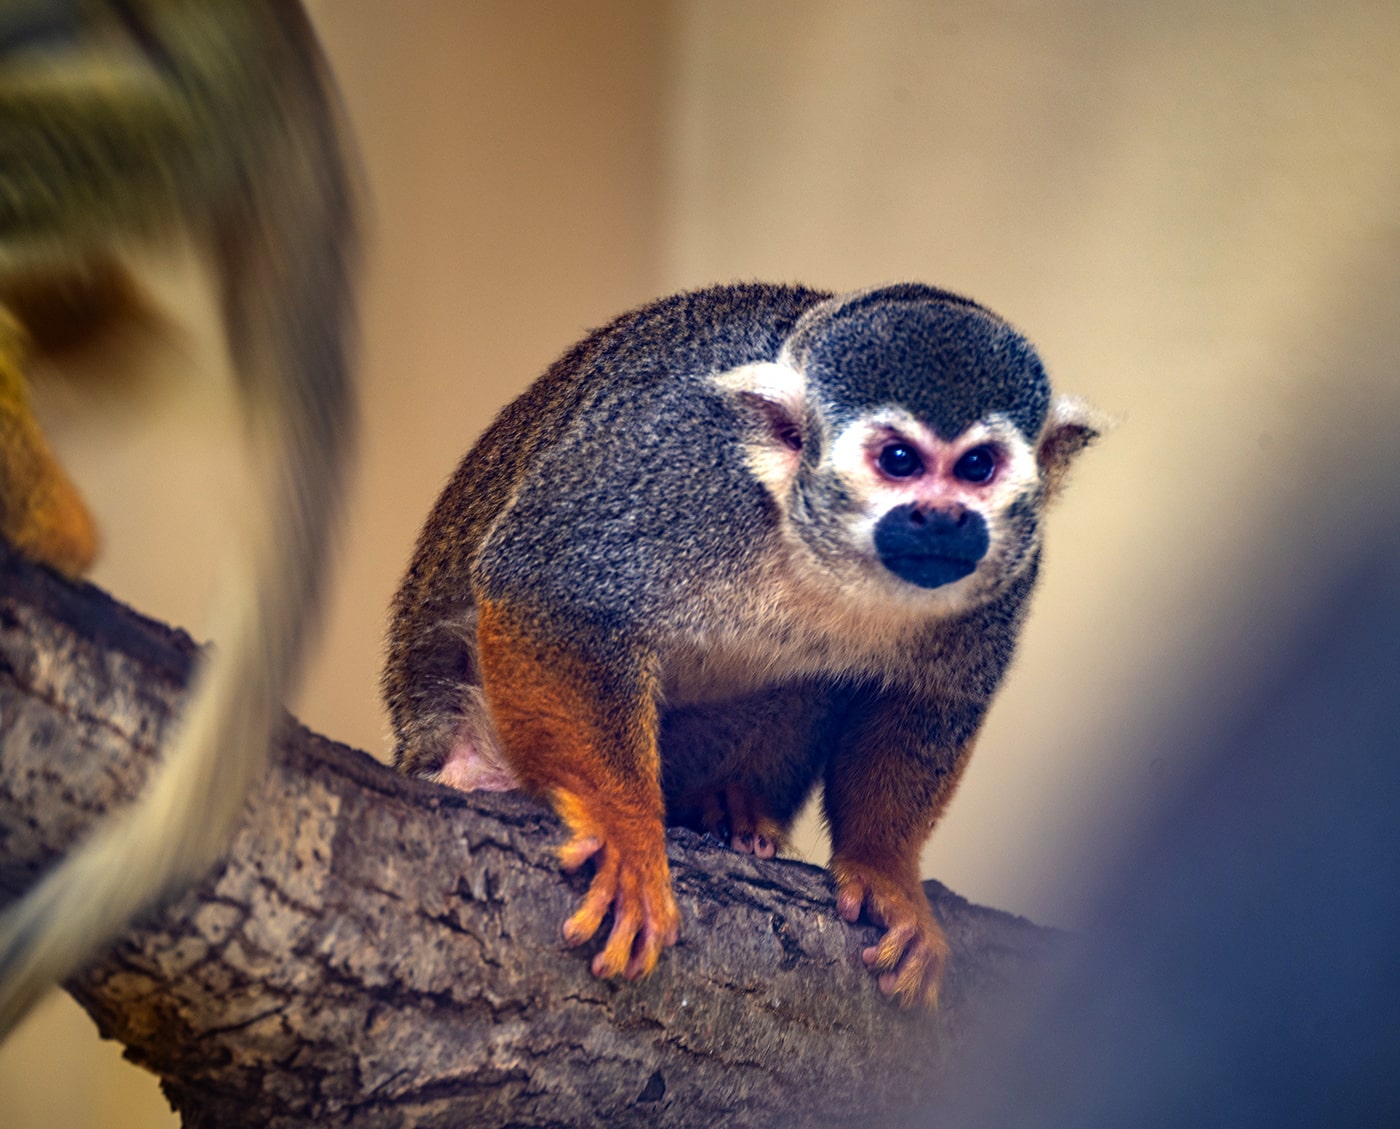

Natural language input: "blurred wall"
[3,1,1398,1123]
[660,0,1400,926]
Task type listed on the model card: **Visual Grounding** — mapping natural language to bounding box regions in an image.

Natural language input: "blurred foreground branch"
[0,541,1057,1128]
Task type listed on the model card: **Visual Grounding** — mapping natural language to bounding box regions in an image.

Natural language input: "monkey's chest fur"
[653,549,1022,824]
[468,528,1014,831]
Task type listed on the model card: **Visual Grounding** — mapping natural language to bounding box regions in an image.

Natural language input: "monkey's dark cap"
[795,288,1051,440]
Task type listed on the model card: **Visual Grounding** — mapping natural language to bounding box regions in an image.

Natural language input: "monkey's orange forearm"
[476,598,679,979]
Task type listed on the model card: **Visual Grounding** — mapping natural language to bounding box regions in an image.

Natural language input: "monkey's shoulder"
[581,282,832,381]
[424,284,829,561]
[489,283,831,435]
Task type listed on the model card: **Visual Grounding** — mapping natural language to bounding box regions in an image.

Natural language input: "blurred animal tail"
[0,1,358,1036]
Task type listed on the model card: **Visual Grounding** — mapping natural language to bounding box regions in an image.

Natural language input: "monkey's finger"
[836,875,882,925]
[876,936,947,1009]
[858,894,949,1008]
[597,863,682,980]
[862,918,918,974]
[622,888,682,980]
[622,922,665,980]
[563,851,619,946]
[699,793,730,844]
[836,882,866,923]
[877,965,935,1008]
[593,890,644,979]
[725,785,755,854]
[722,785,784,859]
[733,829,781,857]
[748,815,785,859]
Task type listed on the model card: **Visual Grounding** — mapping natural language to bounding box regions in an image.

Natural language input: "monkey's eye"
[953,445,997,484]
[878,443,923,478]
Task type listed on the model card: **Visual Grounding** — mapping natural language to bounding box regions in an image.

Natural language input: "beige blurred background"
[3,1,1398,1123]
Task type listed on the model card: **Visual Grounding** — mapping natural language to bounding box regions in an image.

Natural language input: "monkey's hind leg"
[662,684,830,859]
[432,685,520,793]
[388,613,520,793]
[0,310,97,576]
[477,598,680,980]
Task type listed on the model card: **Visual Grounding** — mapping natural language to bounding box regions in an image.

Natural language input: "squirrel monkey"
[384,283,1098,1008]
[0,1,356,1033]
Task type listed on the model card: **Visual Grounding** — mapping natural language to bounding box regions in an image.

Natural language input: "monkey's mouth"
[878,553,980,590]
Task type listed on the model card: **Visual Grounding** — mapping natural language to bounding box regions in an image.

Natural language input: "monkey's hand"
[554,790,681,980]
[831,857,950,1009]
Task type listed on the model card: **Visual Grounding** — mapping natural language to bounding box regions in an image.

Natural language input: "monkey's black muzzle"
[874,504,989,589]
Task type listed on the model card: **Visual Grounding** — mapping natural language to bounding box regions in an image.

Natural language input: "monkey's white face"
[820,409,1044,605]
[715,360,1050,622]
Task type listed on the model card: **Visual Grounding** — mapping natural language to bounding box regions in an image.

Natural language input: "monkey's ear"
[1036,395,1106,502]
[713,361,808,453]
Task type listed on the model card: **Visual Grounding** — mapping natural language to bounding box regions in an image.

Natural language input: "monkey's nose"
[906,505,969,531]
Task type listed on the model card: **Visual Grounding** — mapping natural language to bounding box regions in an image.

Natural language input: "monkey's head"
[718,284,1101,617]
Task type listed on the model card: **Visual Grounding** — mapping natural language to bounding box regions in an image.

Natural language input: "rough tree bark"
[0,541,1060,1128]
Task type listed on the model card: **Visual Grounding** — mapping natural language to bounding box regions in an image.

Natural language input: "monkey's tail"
[0,3,358,1036]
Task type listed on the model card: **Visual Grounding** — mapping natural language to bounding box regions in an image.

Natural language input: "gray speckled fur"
[383,281,1071,832]
[473,285,830,629]
[787,286,1050,439]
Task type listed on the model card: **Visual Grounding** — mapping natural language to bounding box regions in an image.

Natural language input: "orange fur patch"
[476,598,679,979]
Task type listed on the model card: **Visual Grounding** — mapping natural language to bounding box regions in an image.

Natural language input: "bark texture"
[0,542,1060,1128]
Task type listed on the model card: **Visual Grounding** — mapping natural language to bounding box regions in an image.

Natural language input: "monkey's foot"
[831,858,949,1009]
[699,785,785,858]
[553,794,680,980]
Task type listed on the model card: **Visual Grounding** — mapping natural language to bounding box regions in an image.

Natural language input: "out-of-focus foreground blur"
[2,2,1397,1124]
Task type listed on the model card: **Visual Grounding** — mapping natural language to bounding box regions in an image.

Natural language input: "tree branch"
[0,541,1059,1128]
